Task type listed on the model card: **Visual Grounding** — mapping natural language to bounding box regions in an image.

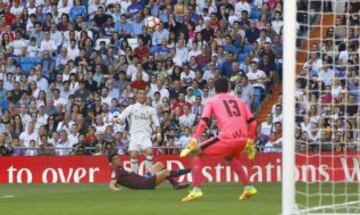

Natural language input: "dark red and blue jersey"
[111,167,156,190]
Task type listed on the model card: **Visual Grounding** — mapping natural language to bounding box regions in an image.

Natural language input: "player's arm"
[115,105,133,124]
[193,100,213,139]
[155,126,162,142]
[273,138,282,148]
[248,117,257,140]
[109,179,121,191]
[151,108,162,140]
[242,102,257,140]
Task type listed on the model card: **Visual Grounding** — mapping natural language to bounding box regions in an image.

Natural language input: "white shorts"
[128,132,152,152]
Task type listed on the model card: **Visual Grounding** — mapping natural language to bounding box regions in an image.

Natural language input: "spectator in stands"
[221,51,236,78]
[134,38,149,62]
[172,92,192,116]
[114,131,127,155]
[0,80,6,99]
[245,21,260,44]
[247,60,267,110]
[177,127,192,150]
[179,105,195,128]
[0,0,290,156]
[27,37,41,57]
[69,0,86,23]
[152,22,169,47]
[272,104,283,123]
[185,87,196,104]
[150,78,169,100]
[192,96,203,117]
[30,22,44,47]
[56,129,73,155]
[25,139,38,156]
[164,135,179,155]
[239,76,254,109]
[39,135,55,155]
[258,113,273,147]
[9,31,27,56]
[40,31,57,54]
[333,131,344,152]
[11,115,23,139]
[19,121,38,149]
[263,132,282,153]
[45,115,57,136]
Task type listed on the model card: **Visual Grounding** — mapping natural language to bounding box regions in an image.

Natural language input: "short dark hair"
[108,153,117,162]
[215,77,229,93]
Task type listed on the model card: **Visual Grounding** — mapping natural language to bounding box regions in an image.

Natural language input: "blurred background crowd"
[257,1,360,153]
[1,0,353,156]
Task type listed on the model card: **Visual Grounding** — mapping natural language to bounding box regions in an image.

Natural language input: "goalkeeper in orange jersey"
[180,78,258,202]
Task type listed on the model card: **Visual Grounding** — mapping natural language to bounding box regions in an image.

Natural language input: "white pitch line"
[0,195,16,199]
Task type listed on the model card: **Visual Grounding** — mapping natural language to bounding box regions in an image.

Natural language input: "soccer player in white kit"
[115,89,162,174]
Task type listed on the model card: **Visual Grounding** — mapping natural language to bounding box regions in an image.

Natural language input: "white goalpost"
[282,0,296,214]
[282,0,297,215]
[282,0,360,214]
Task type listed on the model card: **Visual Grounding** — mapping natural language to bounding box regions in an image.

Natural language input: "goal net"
[283,0,360,214]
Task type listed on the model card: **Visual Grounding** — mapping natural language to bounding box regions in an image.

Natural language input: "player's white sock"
[145,155,153,173]
[193,187,202,192]
[130,159,138,173]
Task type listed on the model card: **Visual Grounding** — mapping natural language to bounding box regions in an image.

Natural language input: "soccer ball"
[144,16,161,30]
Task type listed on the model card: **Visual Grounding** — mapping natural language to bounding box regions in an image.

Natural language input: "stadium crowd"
[0,0,286,156]
[258,2,360,153]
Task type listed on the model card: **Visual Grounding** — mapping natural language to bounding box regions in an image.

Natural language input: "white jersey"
[119,103,160,134]
[260,122,272,137]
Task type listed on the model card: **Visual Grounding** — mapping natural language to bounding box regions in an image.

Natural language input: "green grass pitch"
[0,183,281,215]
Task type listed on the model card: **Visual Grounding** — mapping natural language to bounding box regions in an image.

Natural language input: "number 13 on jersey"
[223,100,241,117]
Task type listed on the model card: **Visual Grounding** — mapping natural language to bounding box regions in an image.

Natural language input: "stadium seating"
[0,0,288,156]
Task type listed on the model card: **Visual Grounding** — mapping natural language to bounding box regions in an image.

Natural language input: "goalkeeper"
[180,78,258,202]
[108,153,190,191]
